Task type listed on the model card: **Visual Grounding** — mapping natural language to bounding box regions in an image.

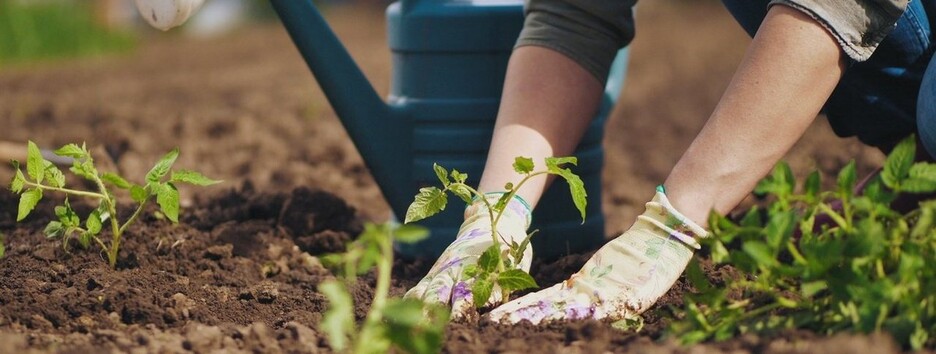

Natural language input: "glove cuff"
[638,186,709,249]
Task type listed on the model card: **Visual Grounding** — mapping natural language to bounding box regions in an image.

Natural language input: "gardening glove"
[404,193,532,320]
[488,186,707,325]
[135,0,205,31]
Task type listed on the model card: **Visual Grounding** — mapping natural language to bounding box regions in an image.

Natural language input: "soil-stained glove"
[404,193,532,320]
[135,0,205,31]
[488,186,707,324]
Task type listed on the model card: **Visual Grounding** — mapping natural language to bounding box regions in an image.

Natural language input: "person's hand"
[488,186,707,324]
[404,193,532,320]
[134,0,205,31]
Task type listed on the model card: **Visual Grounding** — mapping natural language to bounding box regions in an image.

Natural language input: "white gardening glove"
[135,0,205,31]
[488,186,707,324]
[404,193,532,320]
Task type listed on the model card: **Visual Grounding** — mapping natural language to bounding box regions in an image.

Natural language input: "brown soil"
[0,1,921,353]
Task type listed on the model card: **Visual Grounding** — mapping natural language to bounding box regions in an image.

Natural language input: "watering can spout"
[270,0,408,206]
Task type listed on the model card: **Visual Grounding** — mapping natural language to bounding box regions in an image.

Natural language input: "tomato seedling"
[405,156,587,307]
[9,141,219,268]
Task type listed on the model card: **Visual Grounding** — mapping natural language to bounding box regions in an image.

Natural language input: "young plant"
[669,135,936,350]
[9,141,219,269]
[0,232,5,259]
[404,156,587,307]
[319,222,449,354]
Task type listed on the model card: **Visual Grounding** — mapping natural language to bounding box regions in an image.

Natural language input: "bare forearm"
[665,5,847,225]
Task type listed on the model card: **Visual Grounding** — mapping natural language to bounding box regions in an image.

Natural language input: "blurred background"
[0,0,885,236]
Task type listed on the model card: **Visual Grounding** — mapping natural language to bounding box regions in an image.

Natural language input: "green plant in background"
[9,141,219,269]
[669,135,936,350]
[404,156,587,307]
[0,232,5,259]
[0,1,135,65]
[319,222,449,354]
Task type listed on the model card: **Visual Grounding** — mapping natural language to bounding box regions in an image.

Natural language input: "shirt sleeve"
[516,0,637,85]
[770,0,910,61]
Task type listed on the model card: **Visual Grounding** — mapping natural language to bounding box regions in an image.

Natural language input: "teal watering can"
[270,0,628,260]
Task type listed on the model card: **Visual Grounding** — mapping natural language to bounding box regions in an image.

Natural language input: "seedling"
[319,222,449,354]
[669,135,936,350]
[9,141,219,269]
[404,156,587,307]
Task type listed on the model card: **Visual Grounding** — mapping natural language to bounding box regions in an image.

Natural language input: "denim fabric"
[723,0,936,157]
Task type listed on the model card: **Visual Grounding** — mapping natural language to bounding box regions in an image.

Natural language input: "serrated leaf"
[900,178,936,193]
[742,241,777,268]
[394,224,429,244]
[451,169,468,184]
[70,160,97,181]
[155,183,180,223]
[837,160,857,196]
[496,269,538,292]
[78,231,92,249]
[804,171,820,200]
[471,277,494,308]
[26,141,44,183]
[10,168,25,194]
[318,280,354,352]
[146,148,179,183]
[449,184,473,204]
[433,163,449,187]
[545,156,578,170]
[404,187,447,224]
[86,210,102,235]
[882,135,915,188]
[101,172,131,189]
[513,156,534,174]
[130,185,148,203]
[463,264,479,278]
[478,244,500,273]
[384,299,448,354]
[43,161,65,188]
[17,188,42,221]
[170,170,221,186]
[54,143,86,158]
[44,221,64,239]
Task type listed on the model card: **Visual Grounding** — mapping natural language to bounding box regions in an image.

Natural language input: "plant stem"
[118,198,149,235]
[91,173,121,269]
[23,180,106,199]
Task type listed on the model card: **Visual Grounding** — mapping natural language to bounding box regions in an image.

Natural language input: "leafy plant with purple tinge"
[670,135,936,350]
[9,141,219,269]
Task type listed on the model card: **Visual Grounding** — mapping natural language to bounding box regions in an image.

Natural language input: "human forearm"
[664,5,847,225]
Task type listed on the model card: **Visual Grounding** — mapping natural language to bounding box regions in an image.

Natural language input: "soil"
[0,1,924,353]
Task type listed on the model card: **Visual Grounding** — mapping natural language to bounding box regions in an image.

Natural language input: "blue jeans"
[722,0,936,158]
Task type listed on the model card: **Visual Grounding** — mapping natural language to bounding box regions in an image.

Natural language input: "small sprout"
[9,141,220,269]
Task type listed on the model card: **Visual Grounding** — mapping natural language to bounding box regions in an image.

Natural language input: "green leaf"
[130,185,148,203]
[155,183,180,223]
[10,167,25,194]
[42,161,65,188]
[742,241,777,268]
[478,244,500,273]
[86,210,103,235]
[451,169,468,184]
[449,184,473,204]
[54,143,87,158]
[433,163,449,187]
[900,178,936,193]
[170,170,221,186]
[44,221,64,239]
[496,269,538,292]
[17,188,42,221]
[801,280,827,298]
[544,157,586,221]
[101,172,131,189]
[882,135,915,188]
[493,192,511,214]
[471,277,494,308]
[318,280,354,352]
[513,156,534,174]
[26,141,45,183]
[394,224,429,244]
[463,264,479,278]
[145,148,179,183]
[837,160,857,196]
[545,156,578,170]
[404,187,447,224]
[804,171,820,201]
[685,258,711,291]
[0,236,5,259]
[384,299,448,354]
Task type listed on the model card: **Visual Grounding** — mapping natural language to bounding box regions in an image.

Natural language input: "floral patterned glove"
[135,0,205,31]
[487,186,707,325]
[404,193,532,320]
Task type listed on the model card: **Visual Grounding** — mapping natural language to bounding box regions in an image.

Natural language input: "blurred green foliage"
[0,0,135,66]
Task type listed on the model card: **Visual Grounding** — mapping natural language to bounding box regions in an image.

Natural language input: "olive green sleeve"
[516,0,636,85]
[770,0,909,61]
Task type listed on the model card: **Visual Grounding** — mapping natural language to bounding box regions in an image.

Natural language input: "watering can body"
[271,0,628,260]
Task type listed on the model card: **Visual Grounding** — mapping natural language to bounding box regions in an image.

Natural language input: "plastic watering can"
[270,0,628,260]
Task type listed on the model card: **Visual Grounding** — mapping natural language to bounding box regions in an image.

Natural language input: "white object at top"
[135,0,206,31]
